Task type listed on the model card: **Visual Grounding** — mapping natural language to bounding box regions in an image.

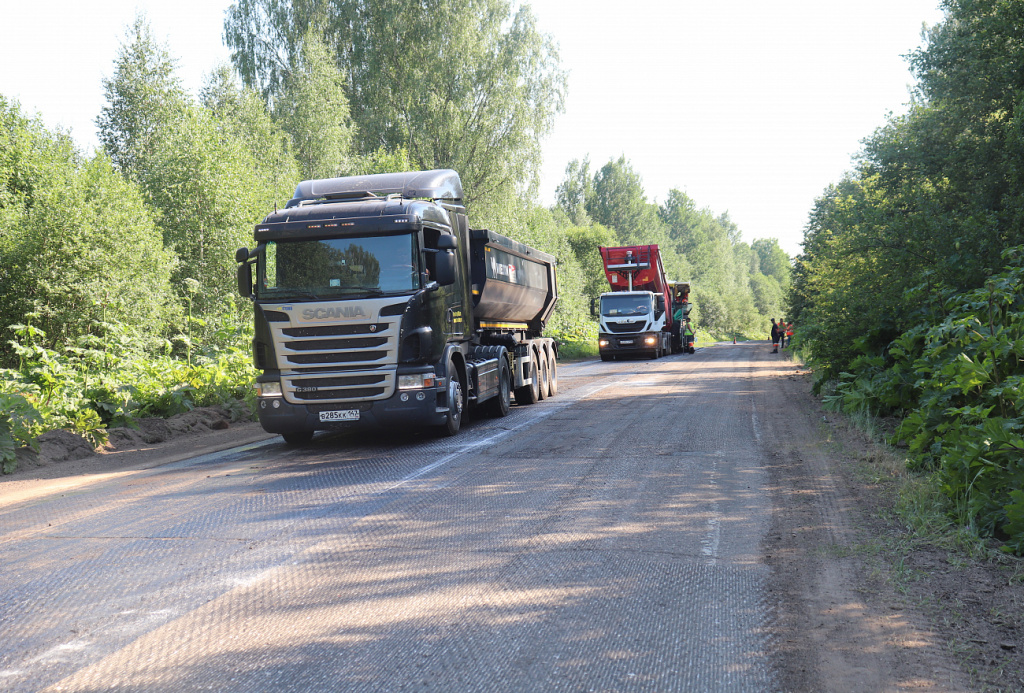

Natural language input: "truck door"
[449,213,472,339]
[424,224,469,345]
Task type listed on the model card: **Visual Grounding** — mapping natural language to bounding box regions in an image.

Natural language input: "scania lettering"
[236,169,559,444]
[302,306,369,320]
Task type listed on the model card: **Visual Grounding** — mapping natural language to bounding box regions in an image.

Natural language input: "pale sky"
[1,0,945,257]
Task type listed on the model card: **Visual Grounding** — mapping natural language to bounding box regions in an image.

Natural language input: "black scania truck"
[236,169,558,444]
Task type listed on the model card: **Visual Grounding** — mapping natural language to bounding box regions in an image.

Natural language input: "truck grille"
[606,321,648,334]
[287,350,388,365]
[269,307,402,403]
[282,324,388,338]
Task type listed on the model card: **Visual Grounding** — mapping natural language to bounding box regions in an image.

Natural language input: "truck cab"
[597,290,671,360]
[595,245,675,360]
[236,169,558,444]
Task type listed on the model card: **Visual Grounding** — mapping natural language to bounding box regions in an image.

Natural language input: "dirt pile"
[9,406,268,479]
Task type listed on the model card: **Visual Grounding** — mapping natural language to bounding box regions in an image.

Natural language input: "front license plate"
[619,339,634,345]
[319,409,360,422]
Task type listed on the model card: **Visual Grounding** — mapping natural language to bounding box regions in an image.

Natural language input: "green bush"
[826,248,1024,553]
[1,316,257,474]
[0,389,44,474]
[548,320,598,361]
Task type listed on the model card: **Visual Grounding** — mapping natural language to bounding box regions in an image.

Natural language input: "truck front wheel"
[441,359,466,436]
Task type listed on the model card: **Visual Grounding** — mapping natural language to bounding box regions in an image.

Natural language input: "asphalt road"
[1,343,782,692]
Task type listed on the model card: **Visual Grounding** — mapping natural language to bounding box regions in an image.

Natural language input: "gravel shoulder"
[761,351,1023,692]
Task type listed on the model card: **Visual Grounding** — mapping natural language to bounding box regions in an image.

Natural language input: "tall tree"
[555,157,593,226]
[272,34,355,180]
[224,0,567,201]
[99,19,298,322]
[751,237,791,289]
[200,64,299,193]
[588,156,659,241]
[96,16,188,183]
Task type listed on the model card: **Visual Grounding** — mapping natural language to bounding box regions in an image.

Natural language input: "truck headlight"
[399,373,437,389]
[599,339,610,347]
[257,381,282,397]
[644,336,657,345]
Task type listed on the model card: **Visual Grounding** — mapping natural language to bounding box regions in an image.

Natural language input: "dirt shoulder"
[763,353,1023,692]
[0,406,275,506]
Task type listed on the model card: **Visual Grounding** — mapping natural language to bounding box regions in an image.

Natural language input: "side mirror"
[435,251,456,286]
[437,235,458,250]
[237,263,253,298]
[235,247,251,264]
[590,297,598,318]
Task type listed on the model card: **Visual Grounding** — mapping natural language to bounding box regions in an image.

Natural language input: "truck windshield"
[257,234,420,299]
[601,294,652,317]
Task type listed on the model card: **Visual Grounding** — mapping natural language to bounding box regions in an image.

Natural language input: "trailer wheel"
[441,357,466,436]
[282,431,313,446]
[489,362,511,417]
[515,355,540,405]
[546,351,558,397]
[537,348,550,400]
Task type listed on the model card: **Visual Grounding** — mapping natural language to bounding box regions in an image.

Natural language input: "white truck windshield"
[601,294,653,317]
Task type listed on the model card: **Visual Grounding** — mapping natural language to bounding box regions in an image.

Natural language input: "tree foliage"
[1,97,177,357]
[272,33,354,179]
[99,20,298,321]
[96,17,189,184]
[224,0,567,203]
[794,0,1024,551]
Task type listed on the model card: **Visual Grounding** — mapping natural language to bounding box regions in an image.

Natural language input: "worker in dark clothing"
[770,318,780,353]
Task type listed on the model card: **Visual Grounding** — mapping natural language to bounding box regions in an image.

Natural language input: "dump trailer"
[236,169,559,444]
[596,245,675,360]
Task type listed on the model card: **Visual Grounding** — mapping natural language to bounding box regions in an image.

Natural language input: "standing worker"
[770,318,780,353]
[785,321,794,349]
[684,318,696,354]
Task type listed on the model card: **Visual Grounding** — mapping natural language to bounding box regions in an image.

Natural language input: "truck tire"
[515,355,540,405]
[546,350,558,397]
[600,353,612,362]
[537,348,550,400]
[282,431,313,446]
[441,356,466,436]
[488,362,511,417]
